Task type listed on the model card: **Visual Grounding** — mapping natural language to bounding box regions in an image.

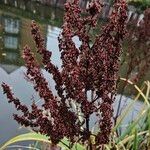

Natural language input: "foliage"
[1,0,128,149]
[0,133,85,150]
[1,80,150,150]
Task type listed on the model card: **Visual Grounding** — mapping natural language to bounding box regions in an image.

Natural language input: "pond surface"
[0,1,145,146]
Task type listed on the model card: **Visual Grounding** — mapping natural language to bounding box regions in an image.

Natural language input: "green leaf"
[0,132,85,150]
[117,130,148,147]
[116,106,148,143]
[0,132,50,150]
[120,78,150,106]
[132,128,138,150]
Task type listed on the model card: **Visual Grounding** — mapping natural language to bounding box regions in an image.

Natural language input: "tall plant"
[1,0,127,149]
[114,8,150,123]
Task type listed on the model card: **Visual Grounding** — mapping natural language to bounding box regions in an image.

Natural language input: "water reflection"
[4,36,18,49]
[0,16,20,65]
[0,2,64,144]
[4,17,20,34]
[0,0,64,25]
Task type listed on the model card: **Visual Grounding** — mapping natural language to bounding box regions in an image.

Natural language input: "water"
[0,1,145,146]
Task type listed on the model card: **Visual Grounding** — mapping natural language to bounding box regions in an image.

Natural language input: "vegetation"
[0,0,150,150]
[128,0,150,11]
[0,80,150,150]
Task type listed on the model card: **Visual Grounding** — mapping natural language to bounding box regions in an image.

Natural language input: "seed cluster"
[2,0,127,147]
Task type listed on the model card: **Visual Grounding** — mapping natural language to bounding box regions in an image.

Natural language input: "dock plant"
[1,0,130,149]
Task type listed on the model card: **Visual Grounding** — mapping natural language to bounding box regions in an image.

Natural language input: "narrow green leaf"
[116,106,148,143]
[0,132,85,150]
[118,130,149,146]
[132,128,138,150]
[0,132,50,150]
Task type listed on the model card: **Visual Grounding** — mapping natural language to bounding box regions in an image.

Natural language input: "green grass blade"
[0,132,51,150]
[0,132,85,150]
[120,78,150,106]
[113,100,137,132]
[118,130,149,146]
[113,80,148,133]
[145,81,150,99]
[132,128,138,150]
[116,106,148,143]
